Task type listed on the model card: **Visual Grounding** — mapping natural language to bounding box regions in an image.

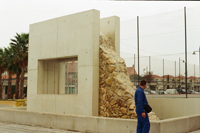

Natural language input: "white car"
[165,89,178,94]
[150,90,158,94]
[189,90,200,94]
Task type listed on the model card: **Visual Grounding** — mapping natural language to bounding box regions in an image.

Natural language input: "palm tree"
[10,33,29,99]
[2,47,15,99]
[13,66,21,99]
[0,48,5,99]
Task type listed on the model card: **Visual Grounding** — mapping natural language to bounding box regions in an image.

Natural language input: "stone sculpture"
[99,33,159,121]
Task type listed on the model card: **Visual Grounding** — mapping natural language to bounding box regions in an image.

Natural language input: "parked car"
[164,91,168,94]
[144,90,150,94]
[188,90,200,94]
[176,89,187,94]
[150,90,158,94]
[157,90,165,94]
[165,89,178,94]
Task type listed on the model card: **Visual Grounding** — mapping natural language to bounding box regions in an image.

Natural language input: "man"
[134,80,150,133]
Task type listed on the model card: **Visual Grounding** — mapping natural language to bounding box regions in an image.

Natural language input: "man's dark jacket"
[134,86,148,113]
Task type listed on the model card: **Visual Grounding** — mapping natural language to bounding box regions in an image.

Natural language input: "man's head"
[140,80,146,90]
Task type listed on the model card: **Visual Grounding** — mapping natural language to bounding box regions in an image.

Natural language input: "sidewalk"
[0,122,81,133]
[0,121,200,133]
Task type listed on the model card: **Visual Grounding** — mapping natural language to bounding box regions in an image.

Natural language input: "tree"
[130,75,144,82]
[10,33,29,99]
[143,72,154,84]
[2,47,16,99]
[13,66,21,99]
[0,48,5,99]
[167,75,170,89]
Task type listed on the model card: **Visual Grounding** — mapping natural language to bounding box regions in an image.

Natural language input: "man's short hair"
[140,80,146,86]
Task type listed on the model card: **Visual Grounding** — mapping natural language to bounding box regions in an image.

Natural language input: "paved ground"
[0,122,81,133]
[147,94,200,98]
[0,105,12,107]
[0,121,199,133]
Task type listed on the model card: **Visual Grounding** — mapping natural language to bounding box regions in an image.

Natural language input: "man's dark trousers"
[136,111,150,133]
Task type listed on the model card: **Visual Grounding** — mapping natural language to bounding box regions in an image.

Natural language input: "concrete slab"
[28,9,100,116]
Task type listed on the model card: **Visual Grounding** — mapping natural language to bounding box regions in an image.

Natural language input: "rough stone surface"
[99,33,159,121]
[148,112,160,121]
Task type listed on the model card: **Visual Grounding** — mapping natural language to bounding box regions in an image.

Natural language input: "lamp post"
[192,47,200,75]
[137,16,139,87]
[184,7,188,98]
[192,46,200,91]
[179,58,184,94]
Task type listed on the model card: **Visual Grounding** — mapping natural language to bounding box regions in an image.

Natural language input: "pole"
[149,56,151,92]
[149,56,151,73]
[199,46,200,91]
[137,16,139,87]
[194,64,195,90]
[184,7,188,98]
[163,59,164,90]
[175,61,176,89]
[134,54,135,86]
[179,58,181,94]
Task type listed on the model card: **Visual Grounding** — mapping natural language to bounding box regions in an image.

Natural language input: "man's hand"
[142,112,146,118]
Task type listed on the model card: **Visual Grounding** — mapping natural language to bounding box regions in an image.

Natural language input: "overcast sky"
[1,0,200,76]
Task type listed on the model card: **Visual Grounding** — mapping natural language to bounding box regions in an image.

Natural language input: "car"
[176,89,187,94]
[165,89,178,94]
[157,90,165,94]
[188,90,200,94]
[164,91,168,94]
[150,90,158,94]
[144,90,150,94]
[188,90,195,94]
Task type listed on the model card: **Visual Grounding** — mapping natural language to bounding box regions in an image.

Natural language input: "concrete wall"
[27,9,100,116]
[0,108,200,133]
[148,98,200,120]
[28,10,121,117]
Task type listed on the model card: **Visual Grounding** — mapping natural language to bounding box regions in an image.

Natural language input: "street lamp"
[179,58,184,94]
[192,47,200,92]
[192,47,200,78]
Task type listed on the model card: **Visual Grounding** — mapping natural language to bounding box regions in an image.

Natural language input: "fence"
[120,7,200,93]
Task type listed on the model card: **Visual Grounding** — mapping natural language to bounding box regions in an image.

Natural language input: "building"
[1,71,28,99]
[127,65,137,75]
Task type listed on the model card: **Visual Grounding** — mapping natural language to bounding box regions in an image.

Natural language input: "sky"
[1,0,200,76]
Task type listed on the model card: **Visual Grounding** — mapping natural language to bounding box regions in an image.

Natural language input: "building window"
[65,61,78,94]
[2,71,7,76]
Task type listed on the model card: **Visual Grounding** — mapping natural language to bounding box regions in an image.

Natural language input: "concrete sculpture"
[27,9,159,120]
